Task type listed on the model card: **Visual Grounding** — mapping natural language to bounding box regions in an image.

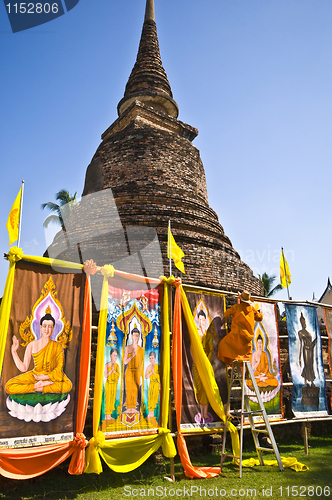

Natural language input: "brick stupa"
[46,0,263,295]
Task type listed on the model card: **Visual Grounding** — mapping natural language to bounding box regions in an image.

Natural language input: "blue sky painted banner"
[285,304,328,418]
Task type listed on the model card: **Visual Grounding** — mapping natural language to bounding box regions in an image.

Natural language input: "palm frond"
[267,284,283,297]
[43,214,62,228]
[258,272,281,297]
[41,189,77,230]
[41,202,60,212]
[56,189,77,206]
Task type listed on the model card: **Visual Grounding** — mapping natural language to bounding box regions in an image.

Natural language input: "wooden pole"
[303,422,309,454]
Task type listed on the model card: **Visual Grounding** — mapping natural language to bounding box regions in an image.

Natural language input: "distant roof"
[318,277,332,303]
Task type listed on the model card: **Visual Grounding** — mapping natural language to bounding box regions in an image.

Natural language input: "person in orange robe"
[123,328,143,414]
[217,291,263,365]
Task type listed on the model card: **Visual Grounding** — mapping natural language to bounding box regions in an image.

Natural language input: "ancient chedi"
[47,0,262,295]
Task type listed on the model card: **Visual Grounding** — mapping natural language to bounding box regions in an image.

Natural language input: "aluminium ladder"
[220,359,284,478]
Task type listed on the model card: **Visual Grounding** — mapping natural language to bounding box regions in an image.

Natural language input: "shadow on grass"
[0,437,332,499]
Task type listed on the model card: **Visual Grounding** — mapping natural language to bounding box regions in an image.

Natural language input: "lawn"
[0,436,331,500]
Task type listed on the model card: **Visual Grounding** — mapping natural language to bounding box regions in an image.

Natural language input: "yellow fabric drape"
[242,456,308,471]
[85,273,175,474]
[179,285,240,463]
[0,254,18,378]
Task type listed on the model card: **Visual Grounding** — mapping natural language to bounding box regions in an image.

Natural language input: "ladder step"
[220,453,239,463]
[243,410,264,415]
[221,360,284,476]
[221,453,239,460]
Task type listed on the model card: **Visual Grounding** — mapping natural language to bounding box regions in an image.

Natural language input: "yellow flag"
[6,187,22,245]
[167,230,185,274]
[280,252,291,288]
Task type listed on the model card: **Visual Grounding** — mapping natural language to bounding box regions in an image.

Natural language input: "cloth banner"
[245,301,284,422]
[172,281,240,479]
[180,288,227,432]
[0,250,91,478]
[101,284,162,436]
[323,308,332,408]
[85,271,175,474]
[285,304,328,418]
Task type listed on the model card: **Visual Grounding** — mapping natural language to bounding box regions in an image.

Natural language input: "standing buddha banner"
[285,303,328,418]
[85,267,175,474]
[0,248,91,479]
[101,284,162,436]
[180,287,228,433]
[245,300,284,422]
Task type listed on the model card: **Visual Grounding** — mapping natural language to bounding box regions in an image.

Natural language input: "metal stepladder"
[220,359,284,478]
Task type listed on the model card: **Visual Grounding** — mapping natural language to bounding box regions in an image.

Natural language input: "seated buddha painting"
[5,277,73,423]
[246,322,281,404]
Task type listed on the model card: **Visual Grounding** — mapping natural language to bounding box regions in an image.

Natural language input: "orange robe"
[105,363,120,415]
[247,351,279,389]
[6,341,72,395]
[148,364,160,412]
[217,303,263,365]
[124,346,143,410]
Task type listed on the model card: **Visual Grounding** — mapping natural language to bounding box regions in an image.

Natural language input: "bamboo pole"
[181,283,332,310]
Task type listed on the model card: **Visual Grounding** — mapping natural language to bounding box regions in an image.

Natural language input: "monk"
[145,351,160,418]
[123,328,143,413]
[104,348,120,420]
[6,313,72,395]
[218,291,263,365]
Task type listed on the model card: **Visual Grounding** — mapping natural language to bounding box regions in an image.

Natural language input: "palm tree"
[258,272,283,298]
[41,189,78,229]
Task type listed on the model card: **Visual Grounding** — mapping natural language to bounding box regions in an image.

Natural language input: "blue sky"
[0,0,331,304]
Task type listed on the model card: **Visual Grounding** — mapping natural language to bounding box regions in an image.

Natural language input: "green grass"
[1,436,332,500]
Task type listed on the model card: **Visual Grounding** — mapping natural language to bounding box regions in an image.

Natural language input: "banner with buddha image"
[285,304,328,418]
[323,308,332,408]
[100,284,162,438]
[244,300,283,423]
[0,259,84,449]
[180,288,227,433]
[85,270,175,475]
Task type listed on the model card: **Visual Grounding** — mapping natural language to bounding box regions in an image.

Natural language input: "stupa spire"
[117,0,179,118]
[144,0,155,22]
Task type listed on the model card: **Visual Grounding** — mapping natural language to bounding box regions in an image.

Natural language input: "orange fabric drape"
[0,274,91,479]
[172,280,221,479]
[68,275,92,474]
